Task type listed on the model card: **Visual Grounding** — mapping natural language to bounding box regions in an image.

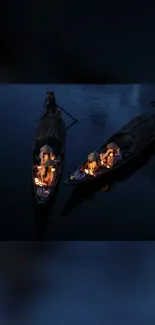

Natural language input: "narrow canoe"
[62,140,155,216]
[65,114,155,186]
[32,105,66,204]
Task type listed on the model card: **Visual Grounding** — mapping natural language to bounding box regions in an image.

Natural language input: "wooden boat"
[32,104,66,204]
[62,140,155,216]
[65,114,155,186]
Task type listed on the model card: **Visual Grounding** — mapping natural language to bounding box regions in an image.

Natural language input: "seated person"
[88,160,100,173]
[37,166,46,182]
[43,154,49,164]
[106,152,115,168]
[100,144,122,166]
[104,149,121,169]
[100,148,113,165]
[39,152,49,165]
[100,152,115,169]
[44,167,54,185]
[87,152,100,174]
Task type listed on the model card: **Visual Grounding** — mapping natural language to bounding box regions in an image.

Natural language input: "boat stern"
[35,187,52,204]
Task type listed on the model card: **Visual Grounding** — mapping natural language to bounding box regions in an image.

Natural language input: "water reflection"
[31,179,61,240]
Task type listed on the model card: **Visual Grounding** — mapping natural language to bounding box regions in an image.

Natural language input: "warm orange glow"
[85,161,99,176]
[84,168,95,176]
[34,163,56,187]
[34,178,47,187]
[50,154,56,160]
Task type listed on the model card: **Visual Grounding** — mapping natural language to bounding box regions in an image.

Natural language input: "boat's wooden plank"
[35,114,65,143]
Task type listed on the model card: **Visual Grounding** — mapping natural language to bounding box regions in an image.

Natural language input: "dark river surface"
[1,242,155,324]
[1,86,155,324]
[1,84,155,240]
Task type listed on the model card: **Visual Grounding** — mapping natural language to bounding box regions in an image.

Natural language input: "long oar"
[65,120,77,131]
[58,105,78,122]
[43,94,78,122]
[41,104,78,124]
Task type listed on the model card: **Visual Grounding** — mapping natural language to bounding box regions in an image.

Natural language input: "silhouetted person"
[44,91,61,116]
[46,91,56,105]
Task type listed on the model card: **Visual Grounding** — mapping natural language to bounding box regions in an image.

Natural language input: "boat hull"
[62,140,155,216]
[32,107,65,204]
[65,114,155,186]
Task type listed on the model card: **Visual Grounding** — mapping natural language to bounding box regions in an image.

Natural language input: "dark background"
[1,1,155,83]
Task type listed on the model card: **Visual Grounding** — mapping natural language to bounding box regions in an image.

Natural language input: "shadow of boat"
[30,178,61,240]
[61,141,155,217]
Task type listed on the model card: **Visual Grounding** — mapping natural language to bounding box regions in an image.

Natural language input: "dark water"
[1,242,155,324]
[1,84,155,240]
